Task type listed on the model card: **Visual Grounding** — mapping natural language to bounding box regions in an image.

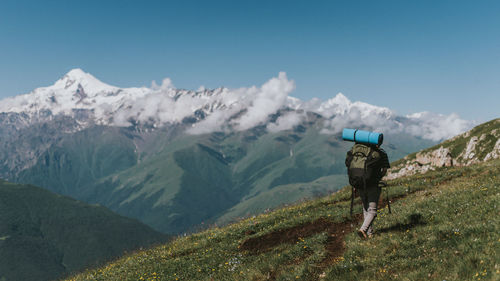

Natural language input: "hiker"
[345,142,390,238]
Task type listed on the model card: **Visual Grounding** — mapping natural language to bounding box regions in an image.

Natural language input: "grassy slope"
[440,118,499,161]
[216,174,347,225]
[67,159,499,281]
[0,180,168,281]
[391,118,499,168]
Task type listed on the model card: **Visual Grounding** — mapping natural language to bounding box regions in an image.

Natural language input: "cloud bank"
[186,72,296,134]
[74,74,480,141]
[404,112,475,141]
[0,69,475,141]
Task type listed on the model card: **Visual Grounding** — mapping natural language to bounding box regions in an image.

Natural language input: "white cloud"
[234,72,295,131]
[315,95,472,141]
[187,72,296,134]
[317,94,398,135]
[110,80,473,141]
[1,69,474,141]
[151,78,175,90]
[404,112,475,141]
[267,111,304,133]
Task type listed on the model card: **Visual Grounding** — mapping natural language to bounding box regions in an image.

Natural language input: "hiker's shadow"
[378,213,426,233]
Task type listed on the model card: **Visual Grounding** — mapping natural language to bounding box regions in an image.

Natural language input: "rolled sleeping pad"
[342,128,383,146]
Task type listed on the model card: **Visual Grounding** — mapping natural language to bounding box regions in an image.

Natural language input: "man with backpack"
[345,142,390,239]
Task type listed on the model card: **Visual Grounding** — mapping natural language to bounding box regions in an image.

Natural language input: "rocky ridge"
[385,118,500,179]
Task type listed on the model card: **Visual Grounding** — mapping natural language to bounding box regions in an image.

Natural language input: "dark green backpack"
[345,143,381,188]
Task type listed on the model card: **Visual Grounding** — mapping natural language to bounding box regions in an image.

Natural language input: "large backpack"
[345,143,381,189]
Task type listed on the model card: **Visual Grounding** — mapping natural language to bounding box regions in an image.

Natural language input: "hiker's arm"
[378,149,390,178]
[380,168,387,177]
[345,150,353,167]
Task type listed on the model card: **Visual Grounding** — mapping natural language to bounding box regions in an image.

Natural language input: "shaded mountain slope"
[0,180,168,281]
[16,126,138,197]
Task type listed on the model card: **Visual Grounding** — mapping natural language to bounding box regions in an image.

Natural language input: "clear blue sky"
[0,0,499,121]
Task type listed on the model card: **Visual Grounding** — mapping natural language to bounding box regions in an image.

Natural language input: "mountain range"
[0,69,474,234]
[0,68,473,140]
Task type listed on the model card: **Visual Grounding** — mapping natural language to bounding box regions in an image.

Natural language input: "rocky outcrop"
[484,137,500,161]
[385,119,500,180]
[459,136,480,165]
[415,146,454,167]
[385,146,453,180]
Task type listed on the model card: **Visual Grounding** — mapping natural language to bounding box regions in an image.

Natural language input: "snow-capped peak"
[0,70,473,141]
[317,93,352,114]
[329,92,351,106]
[50,68,118,97]
[63,68,92,81]
[310,92,392,120]
[0,69,150,120]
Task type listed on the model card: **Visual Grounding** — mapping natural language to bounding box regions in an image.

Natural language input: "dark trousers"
[358,184,381,234]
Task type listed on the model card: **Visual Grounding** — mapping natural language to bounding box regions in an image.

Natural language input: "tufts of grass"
[326,161,499,280]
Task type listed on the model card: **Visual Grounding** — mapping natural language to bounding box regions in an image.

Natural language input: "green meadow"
[67,159,499,281]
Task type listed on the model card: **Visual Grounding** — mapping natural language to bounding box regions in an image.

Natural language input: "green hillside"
[391,118,499,169]
[431,118,499,162]
[0,180,168,281]
[66,158,499,280]
[15,123,434,234]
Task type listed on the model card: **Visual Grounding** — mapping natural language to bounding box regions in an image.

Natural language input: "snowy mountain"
[0,68,473,141]
[0,69,477,234]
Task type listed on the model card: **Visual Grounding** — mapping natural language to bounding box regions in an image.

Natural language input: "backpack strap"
[362,147,374,189]
[366,146,374,163]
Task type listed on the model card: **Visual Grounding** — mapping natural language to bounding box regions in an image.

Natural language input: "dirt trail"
[239,190,408,280]
[240,217,358,254]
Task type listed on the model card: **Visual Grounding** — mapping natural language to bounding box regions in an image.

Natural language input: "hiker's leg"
[362,205,369,233]
[360,201,377,232]
[357,188,370,238]
[359,188,370,232]
[360,187,370,213]
[359,187,369,224]
[360,186,381,233]
[364,207,374,236]
[367,225,374,236]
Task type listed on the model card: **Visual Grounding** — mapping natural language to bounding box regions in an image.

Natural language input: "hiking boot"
[357,229,367,239]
